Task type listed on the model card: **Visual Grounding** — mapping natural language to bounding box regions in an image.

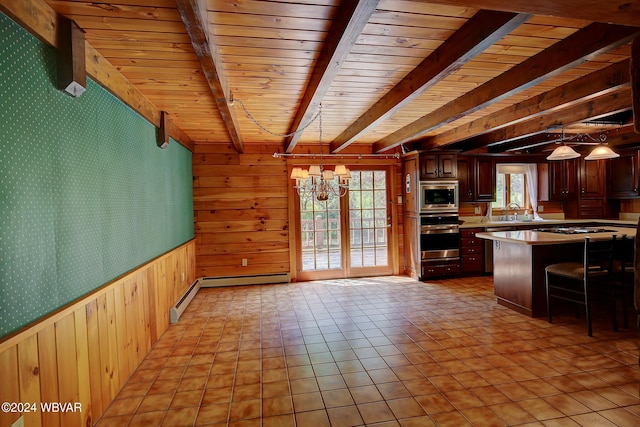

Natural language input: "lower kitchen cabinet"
[422,259,460,277]
[461,228,484,273]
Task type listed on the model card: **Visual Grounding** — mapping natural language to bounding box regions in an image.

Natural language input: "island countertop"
[476,226,637,245]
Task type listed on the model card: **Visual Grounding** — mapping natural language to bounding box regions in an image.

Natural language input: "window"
[493,172,526,209]
[492,164,537,210]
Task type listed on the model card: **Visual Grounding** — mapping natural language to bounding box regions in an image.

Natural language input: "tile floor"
[95,275,639,426]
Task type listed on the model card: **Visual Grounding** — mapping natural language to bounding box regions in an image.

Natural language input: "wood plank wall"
[193,143,405,279]
[193,144,291,278]
[0,240,195,427]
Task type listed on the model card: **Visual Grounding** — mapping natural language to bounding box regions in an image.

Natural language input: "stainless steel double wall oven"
[419,181,460,277]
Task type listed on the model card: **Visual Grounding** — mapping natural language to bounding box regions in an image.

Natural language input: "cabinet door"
[548,160,566,200]
[579,158,605,198]
[608,151,639,198]
[548,158,578,200]
[438,153,457,179]
[474,157,495,201]
[563,158,579,199]
[457,157,473,202]
[420,154,439,180]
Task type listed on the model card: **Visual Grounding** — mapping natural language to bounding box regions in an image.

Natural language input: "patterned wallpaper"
[0,13,194,337]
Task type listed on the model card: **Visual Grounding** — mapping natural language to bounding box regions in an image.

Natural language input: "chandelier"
[290,164,351,201]
[288,105,351,201]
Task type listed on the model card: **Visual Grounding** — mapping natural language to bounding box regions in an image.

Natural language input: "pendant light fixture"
[546,128,618,161]
[584,144,620,160]
[546,144,581,161]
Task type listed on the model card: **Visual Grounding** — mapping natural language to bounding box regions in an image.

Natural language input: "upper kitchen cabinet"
[458,156,495,202]
[608,149,640,198]
[549,158,579,200]
[579,157,606,198]
[420,152,457,180]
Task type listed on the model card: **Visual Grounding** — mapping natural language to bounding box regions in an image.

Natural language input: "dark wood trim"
[57,17,86,98]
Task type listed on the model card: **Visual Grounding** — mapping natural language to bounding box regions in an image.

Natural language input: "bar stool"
[545,236,616,337]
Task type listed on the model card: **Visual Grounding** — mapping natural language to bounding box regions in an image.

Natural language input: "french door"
[295,167,393,280]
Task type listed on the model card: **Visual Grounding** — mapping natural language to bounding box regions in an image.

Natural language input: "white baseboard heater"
[200,273,290,288]
[170,279,201,323]
[170,273,291,323]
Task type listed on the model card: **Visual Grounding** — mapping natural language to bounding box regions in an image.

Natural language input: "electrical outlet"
[538,205,544,212]
[474,206,481,214]
[11,415,24,427]
[242,258,248,267]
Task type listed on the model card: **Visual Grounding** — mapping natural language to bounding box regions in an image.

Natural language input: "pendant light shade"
[584,145,620,160]
[546,145,581,161]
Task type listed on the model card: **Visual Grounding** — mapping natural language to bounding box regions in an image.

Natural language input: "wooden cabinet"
[402,153,420,279]
[457,156,495,202]
[608,150,639,198]
[549,157,609,218]
[461,228,484,273]
[422,259,460,278]
[579,158,605,198]
[475,157,496,201]
[549,158,579,200]
[420,152,457,180]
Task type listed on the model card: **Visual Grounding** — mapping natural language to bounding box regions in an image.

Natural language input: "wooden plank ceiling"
[44,0,640,155]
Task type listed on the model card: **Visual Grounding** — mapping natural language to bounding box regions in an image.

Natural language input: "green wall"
[0,13,194,337]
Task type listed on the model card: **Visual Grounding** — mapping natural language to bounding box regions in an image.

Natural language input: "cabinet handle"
[581,188,585,194]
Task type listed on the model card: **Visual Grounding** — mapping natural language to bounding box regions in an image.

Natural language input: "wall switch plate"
[538,205,544,212]
[242,258,248,267]
[474,206,481,214]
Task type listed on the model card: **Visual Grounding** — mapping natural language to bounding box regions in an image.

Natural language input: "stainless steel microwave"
[420,181,459,212]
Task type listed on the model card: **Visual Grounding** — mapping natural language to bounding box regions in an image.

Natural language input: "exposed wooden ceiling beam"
[409,0,640,27]
[421,59,631,151]
[284,0,379,154]
[329,10,530,153]
[604,124,640,148]
[176,0,243,153]
[466,89,632,152]
[373,23,640,153]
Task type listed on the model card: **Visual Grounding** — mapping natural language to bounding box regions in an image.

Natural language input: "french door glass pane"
[300,193,341,271]
[349,171,388,268]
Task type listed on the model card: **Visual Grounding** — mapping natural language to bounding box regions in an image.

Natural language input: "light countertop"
[459,218,637,229]
[476,226,637,245]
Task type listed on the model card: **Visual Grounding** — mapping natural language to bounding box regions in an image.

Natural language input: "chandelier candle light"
[290,163,351,201]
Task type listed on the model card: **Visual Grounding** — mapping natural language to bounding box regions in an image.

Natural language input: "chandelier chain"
[233,97,322,138]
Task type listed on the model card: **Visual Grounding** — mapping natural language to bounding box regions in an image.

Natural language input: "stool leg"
[546,270,553,324]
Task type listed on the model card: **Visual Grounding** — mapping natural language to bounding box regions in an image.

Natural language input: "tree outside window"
[492,167,528,210]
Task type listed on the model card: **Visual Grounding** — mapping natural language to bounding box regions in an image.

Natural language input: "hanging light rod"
[273,152,400,159]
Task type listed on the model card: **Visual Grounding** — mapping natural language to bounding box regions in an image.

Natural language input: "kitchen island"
[476,226,636,317]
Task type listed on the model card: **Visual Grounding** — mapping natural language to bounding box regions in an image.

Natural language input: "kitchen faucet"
[507,202,521,221]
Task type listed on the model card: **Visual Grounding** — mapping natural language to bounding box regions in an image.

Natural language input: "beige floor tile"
[92,276,640,427]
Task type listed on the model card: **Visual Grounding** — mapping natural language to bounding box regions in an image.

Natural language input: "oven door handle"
[421,225,459,234]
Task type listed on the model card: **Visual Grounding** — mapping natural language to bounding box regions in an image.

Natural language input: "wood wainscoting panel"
[0,240,195,426]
